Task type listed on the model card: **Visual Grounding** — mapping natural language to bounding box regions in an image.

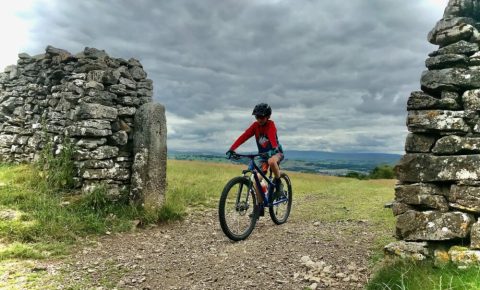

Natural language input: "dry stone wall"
[386,0,480,265]
[0,46,166,205]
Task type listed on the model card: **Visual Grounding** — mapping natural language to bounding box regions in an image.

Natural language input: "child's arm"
[230,123,255,151]
[230,123,256,151]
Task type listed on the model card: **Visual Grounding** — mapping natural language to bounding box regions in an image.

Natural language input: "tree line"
[344,164,395,179]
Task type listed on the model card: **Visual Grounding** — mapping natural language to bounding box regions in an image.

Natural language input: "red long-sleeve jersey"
[230,120,281,154]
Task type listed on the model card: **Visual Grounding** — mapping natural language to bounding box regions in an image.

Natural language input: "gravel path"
[54,208,387,289]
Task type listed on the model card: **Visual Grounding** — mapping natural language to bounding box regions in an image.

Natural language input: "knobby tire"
[269,172,292,225]
[218,176,258,241]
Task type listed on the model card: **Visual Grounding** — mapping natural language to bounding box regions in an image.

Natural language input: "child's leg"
[268,154,281,179]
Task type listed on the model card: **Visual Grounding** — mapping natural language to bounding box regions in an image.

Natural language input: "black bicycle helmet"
[252,103,272,117]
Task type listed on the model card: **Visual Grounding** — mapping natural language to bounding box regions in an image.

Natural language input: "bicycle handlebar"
[228,152,269,160]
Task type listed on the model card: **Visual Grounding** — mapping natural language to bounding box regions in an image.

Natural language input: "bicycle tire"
[269,173,292,225]
[218,176,258,241]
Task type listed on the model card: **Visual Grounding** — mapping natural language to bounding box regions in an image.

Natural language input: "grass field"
[1,159,478,289]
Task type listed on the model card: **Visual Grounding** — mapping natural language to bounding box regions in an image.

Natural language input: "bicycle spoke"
[219,177,257,241]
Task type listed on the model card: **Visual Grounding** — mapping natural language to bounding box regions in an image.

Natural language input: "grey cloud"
[19,0,445,153]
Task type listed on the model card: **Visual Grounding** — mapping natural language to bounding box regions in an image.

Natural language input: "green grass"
[165,159,396,254]
[0,159,413,288]
[0,163,161,259]
[166,159,396,225]
[367,259,480,290]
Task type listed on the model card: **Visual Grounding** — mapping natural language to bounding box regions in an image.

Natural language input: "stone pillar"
[386,0,480,265]
[131,103,167,209]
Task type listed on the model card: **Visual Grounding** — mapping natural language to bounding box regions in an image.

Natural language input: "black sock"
[273,177,281,188]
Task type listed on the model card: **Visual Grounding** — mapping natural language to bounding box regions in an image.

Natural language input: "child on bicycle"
[226,103,284,207]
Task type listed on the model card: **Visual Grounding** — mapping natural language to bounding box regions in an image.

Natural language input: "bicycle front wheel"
[218,176,258,241]
[269,173,292,225]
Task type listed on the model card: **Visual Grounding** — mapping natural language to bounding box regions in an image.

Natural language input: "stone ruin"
[0,46,166,209]
[384,0,480,265]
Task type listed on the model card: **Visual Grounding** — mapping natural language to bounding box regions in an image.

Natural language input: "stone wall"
[0,46,166,206]
[386,0,480,265]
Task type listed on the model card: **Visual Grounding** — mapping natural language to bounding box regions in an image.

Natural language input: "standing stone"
[131,103,167,209]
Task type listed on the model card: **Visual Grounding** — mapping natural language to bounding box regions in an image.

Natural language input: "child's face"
[255,115,268,125]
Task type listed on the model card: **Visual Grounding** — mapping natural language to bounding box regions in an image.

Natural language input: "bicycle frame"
[234,153,287,208]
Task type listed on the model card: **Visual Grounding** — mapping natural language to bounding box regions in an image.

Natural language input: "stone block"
[425,54,468,69]
[110,131,128,146]
[395,183,449,211]
[87,70,117,85]
[405,133,437,153]
[392,202,414,216]
[82,182,128,200]
[462,89,480,110]
[82,166,130,181]
[448,185,480,213]
[76,159,115,169]
[395,210,474,241]
[407,91,460,110]
[443,1,480,18]
[118,107,136,116]
[470,221,480,249]
[449,247,480,266]
[384,241,430,260]
[109,84,128,95]
[85,81,104,90]
[119,77,136,89]
[396,154,480,182]
[85,90,117,106]
[432,136,480,155]
[73,102,118,120]
[421,67,480,92]
[129,66,147,80]
[74,146,119,160]
[435,40,479,56]
[406,110,468,133]
[75,138,107,149]
[428,17,476,45]
[66,120,112,137]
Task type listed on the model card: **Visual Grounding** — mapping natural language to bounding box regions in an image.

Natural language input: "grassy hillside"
[9,159,475,289]
[165,159,396,225]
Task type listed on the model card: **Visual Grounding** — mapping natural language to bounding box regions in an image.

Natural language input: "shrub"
[35,136,75,193]
[344,171,367,179]
[369,165,395,179]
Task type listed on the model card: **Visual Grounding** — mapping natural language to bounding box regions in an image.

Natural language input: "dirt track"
[55,208,387,289]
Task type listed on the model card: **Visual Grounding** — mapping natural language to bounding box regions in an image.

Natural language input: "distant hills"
[285,150,401,164]
[168,150,402,176]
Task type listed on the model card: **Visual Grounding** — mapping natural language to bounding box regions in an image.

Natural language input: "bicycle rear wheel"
[218,176,258,241]
[269,173,292,225]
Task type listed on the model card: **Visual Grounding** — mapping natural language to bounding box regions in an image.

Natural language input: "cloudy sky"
[0,0,448,154]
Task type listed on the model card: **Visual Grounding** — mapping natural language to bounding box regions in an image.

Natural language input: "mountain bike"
[218,153,292,241]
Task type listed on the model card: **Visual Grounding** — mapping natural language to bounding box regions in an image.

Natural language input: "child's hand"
[226,150,235,159]
[267,148,279,157]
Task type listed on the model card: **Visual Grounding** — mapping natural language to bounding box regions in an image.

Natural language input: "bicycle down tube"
[246,155,287,207]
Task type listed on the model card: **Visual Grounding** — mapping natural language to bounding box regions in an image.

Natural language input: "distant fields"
[168,150,401,175]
